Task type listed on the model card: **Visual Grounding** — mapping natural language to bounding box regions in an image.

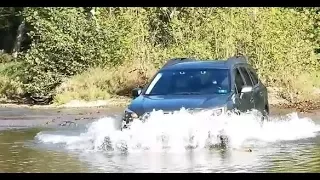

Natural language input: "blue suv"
[121,56,269,130]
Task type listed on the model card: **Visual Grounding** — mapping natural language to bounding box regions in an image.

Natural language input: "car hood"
[129,94,232,116]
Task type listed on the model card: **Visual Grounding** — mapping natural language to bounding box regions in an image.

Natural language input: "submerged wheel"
[260,105,270,126]
[217,134,228,148]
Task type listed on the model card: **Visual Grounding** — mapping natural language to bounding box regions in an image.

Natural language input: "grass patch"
[0,57,25,102]
[307,71,320,89]
[53,62,157,105]
[0,72,24,102]
[276,71,320,104]
[0,53,13,63]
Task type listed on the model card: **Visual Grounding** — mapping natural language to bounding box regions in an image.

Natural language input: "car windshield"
[144,69,230,95]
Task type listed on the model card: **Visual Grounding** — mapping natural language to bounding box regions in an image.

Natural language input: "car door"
[246,67,266,113]
[233,67,255,113]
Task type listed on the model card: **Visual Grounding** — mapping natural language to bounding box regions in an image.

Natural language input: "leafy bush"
[0,62,24,101]
[0,53,13,63]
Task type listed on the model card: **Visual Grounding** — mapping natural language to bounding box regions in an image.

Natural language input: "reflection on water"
[266,139,320,173]
[1,128,320,172]
[0,129,90,173]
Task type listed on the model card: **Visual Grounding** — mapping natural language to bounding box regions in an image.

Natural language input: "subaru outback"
[121,56,269,130]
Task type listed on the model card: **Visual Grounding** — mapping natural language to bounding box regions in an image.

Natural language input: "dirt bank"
[0,88,320,120]
[0,86,319,114]
[0,97,131,109]
[0,106,124,130]
[0,87,287,108]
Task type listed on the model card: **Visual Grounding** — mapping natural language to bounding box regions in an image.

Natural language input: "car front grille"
[141,109,204,119]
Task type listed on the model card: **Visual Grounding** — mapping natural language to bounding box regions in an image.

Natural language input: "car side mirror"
[240,85,253,99]
[132,88,142,98]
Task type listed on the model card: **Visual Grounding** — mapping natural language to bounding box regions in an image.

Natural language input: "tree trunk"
[12,20,25,58]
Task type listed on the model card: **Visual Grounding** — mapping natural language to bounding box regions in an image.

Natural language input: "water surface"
[0,106,320,173]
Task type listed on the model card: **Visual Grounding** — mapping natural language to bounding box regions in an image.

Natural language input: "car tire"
[260,106,269,126]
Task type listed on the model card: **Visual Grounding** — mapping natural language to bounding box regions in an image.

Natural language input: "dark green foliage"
[19,7,135,99]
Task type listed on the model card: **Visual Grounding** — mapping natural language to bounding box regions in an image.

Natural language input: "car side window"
[247,68,259,86]
[234,68,245,94]
[239,67,253,86]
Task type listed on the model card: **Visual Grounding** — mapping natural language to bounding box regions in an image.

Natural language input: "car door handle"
[259,92,263,96]
[250,98,254,103]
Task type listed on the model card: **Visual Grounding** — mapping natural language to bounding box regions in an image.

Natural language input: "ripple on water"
[2,110,320,172]
[259,140,320,172]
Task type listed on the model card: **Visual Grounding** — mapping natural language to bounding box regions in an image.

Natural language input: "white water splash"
[35,109,320,153]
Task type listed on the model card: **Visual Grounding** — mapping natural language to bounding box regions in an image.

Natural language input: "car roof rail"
[226,55,248,65]
[162,57,195,68]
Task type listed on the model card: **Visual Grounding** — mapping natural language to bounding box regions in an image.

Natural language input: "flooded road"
[0,106,320,173]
